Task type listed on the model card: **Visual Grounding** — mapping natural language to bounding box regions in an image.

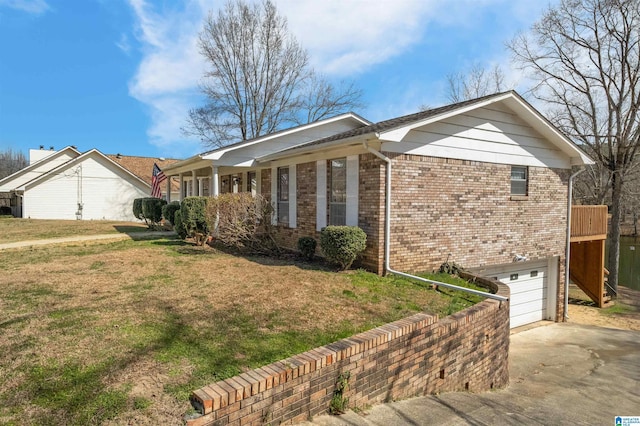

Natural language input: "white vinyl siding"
[0,151,77,192]
[23,154,148,221]
[381,104,571,169]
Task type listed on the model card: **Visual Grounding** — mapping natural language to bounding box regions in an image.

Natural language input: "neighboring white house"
[0,147,177,221]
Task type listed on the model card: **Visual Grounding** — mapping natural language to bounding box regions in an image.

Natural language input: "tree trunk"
[608,172,623,295]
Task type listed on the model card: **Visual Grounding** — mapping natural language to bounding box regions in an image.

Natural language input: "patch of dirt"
[568,285,640,331]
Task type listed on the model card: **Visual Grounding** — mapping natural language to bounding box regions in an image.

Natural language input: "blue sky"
[0,0,554,160]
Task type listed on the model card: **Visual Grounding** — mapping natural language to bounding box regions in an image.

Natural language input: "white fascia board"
[24,149,150,191]
[0,145,81,190]
[256,133,372,163]
[378,93,515,142]
[378,92,594,167]
[161,154,208,175]
[202,113,372,161]
[501,97,595,166]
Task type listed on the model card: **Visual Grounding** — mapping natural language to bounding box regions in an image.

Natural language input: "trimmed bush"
[174,209,187,239]
[133,197,166,228]
[162,201,181,225]
[320,226,367,270]
[297,236,317,260]
[180,196,209,238]
[133,198,144,221]
[142,198,166,225]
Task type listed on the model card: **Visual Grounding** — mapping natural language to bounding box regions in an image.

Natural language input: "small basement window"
[511,166,528,196]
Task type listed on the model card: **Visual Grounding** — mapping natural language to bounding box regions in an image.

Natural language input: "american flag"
[151,163,167,198]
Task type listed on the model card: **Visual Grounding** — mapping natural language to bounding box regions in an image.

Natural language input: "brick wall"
[387,154,568,271]
[385,154,569,317]
[269,162,321,250]
[261,155,385,272]
[187,274,510,426]
[357,154,385,273]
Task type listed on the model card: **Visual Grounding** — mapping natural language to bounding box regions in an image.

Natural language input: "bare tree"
[509,0,640,293]
[185,0,362,148]
[0,148,27,180]
[294,73,363,125]
[446,63,507,103]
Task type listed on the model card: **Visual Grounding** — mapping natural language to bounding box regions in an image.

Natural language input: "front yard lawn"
[0,217,148,244]
[0,237,485,425]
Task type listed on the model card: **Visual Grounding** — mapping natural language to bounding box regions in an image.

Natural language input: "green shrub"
[133,197,165,228]
[133,198,144,221]
[162,201,181,225]
[297,236,317,260]
[320,226,367,270]
[141,198,166,225]
[174,209,187,239]
[180,196,209,238]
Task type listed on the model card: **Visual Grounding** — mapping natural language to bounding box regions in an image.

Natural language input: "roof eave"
[256,133,375,163]
[202,112,372,161]
[24,149,151,190]
[0,145,81,188]
[377,92,515,142]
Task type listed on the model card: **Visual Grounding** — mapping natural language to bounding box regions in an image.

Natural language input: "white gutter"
[363,141,508,302]
[564,168,585,320]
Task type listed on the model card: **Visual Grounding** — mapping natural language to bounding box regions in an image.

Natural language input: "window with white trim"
[329,158,346,225]
[511,166,528,196]
[277,167,289,224]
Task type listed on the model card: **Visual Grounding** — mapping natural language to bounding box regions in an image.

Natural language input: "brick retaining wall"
[187,273,510,426]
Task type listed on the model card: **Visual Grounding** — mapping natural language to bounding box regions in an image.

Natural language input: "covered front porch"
[162,159,260,202]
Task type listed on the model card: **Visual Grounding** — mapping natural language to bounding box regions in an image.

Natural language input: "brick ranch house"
[163,91,592,329]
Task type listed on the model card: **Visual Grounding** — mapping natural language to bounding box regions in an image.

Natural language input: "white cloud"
[0,0,50,14]
[126,0,550,155]
[276,0,437,75]
[126,0,208,155]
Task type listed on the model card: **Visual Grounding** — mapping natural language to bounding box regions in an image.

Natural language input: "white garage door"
[480,259,556,329]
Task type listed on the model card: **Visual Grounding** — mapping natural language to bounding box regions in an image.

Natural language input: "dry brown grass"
[0,238,481,425]
[0,218,148,244]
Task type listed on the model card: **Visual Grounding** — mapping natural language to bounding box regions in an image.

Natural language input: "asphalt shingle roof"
[107,154,181,191]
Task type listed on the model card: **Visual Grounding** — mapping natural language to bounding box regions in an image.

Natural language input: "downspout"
[564,167,585,320]
[363,140,508,302]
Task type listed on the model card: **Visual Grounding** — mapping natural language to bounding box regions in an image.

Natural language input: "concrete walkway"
[0,231,177,251]
[302,323,640,425]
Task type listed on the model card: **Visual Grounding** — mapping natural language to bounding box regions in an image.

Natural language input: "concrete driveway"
[303,323,640,425]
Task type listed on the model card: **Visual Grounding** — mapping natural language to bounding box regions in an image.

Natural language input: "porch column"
[192,171,198,196]
[166,177,171,202]
[198,178,204,197]
[211,164,219,197]
[241,171,248,193]
[178,174,184,201]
